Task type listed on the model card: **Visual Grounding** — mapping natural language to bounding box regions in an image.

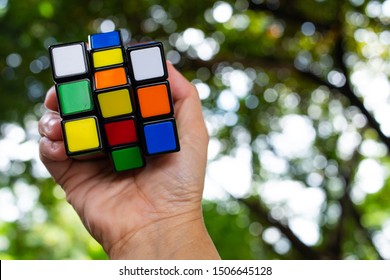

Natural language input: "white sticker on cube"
[130,47,165,81]
[52,44,88,78]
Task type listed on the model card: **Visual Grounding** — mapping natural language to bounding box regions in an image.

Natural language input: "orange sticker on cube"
[94,67,127,90]
[137,83,172,119]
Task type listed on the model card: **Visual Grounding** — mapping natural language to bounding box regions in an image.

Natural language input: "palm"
[40,75,208,251]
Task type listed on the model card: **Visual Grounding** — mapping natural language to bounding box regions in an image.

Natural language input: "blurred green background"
[1,0,390,259]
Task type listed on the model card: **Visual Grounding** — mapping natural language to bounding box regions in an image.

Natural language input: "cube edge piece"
[62,116,104,158]
[93,66,129,91]
[48,41,90,83]
[110,146,146,172]
[91,46,126,70]
[135,80,174,121]
[88,30,122,50]
[55,79,94,118]
[104,116,139,148]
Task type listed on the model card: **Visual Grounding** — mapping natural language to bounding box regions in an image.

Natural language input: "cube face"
[97,88,133,119]
[128,43,167,83]
[49,30,180,171]
[89,31,121,50]
[63,117,101,154]
[143,120,179,155]
[105,119,138,147]
[111,146,145,172]
[57,80,93,116]
[92,48,124,69]
[94,67,127,90]
[50,43,88,80]
[137,83,173,119]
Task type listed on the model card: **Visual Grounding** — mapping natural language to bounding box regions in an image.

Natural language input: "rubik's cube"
[48,30,180,172]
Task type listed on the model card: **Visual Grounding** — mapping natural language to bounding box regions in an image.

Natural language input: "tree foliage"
[1,0,390,259]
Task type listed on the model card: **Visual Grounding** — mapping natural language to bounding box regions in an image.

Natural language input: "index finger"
[44,86,59,112]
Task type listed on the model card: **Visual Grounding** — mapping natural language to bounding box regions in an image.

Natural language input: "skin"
[38,62,220,259]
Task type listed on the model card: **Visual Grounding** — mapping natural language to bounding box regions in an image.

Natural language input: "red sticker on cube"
[104,119,137,147]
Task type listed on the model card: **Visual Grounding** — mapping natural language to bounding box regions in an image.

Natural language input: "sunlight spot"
[337,130,362,160]
[194,81,211,100]
[213,2,233,23]
[289,217,320,246]
[263,227,281,244]
[217,89,239,112]
[259,150,288,174]
[0,188,19,222]
[206,147,252,198]
[382,0,390,17]
[183,28,204,46]
[354,159,385,194]
[301,22,315,36]
[270,115,316,159]
[327,70,346,87]
[366,1,382,18]
[99,19,115,33]
[6,53,22,68]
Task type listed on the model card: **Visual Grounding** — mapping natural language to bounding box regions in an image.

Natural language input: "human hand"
[39,62,220,259]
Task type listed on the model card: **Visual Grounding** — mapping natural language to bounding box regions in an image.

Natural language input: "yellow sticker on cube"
[64,117,100,153]
[92,48,123,68]
[97,88,133,118]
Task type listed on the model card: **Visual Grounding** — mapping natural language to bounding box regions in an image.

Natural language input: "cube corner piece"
[142,118,180,156]
[126,42,168,84]
[110,146,145,172]
[49,42,90,83]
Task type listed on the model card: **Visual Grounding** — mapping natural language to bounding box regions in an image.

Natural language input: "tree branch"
[247,1,334,32]
[300,73,390,153]
[185,54,390,153]
[239,198,328,259]
[340,161,384,260]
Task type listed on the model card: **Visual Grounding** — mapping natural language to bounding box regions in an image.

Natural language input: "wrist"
[107,210,220,260]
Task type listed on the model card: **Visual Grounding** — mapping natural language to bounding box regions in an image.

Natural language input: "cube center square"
[57,80,93,116]
[128,44,167,82]
[137,83,172,119]
[97,88,133,119]
[105,119,138,147]
[50,43,88,80]
[94,67,127,90]
[143,120,179,155]
[92,48,124,69]
[89,31,122,50]
[112,146,144,172]
[63,117,101,153]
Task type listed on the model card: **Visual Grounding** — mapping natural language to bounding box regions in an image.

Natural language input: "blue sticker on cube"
[144,120,178,155]
[89,31,121,50]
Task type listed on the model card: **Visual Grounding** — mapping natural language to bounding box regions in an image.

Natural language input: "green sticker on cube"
[58,80,93,116]
[112,146,144,171]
